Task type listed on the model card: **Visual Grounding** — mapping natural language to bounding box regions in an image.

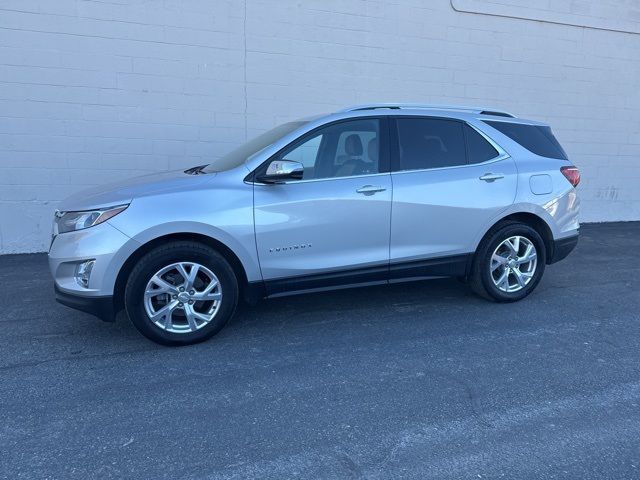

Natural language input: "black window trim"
[388,115,508,174]
[246,116,391,184]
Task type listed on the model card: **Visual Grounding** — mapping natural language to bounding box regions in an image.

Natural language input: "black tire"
[124,241,238,346]
[470,221,546,302]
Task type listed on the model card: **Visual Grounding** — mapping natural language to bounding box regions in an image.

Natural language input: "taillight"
[561,166,580,187]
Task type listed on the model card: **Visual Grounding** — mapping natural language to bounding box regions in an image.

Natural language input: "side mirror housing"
[256,160,304,183]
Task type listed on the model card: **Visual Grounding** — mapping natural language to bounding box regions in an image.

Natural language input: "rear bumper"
[55,285,116,322]
[548,234,579,264]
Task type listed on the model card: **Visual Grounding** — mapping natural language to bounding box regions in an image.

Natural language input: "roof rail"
[338,103,515,118]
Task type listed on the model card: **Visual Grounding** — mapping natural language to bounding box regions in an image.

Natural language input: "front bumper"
[54,285,116,322]
[48,221,136,296]
[548,233,579,264]
[49,220,140,321]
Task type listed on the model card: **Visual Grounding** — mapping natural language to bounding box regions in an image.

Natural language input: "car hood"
[57,169,216,211]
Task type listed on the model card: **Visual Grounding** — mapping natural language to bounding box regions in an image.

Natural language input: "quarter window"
[465,124,499,164]
[396,118,466,170]
[484,121,568,160]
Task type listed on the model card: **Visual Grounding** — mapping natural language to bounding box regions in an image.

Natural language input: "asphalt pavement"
[1,222,639,479]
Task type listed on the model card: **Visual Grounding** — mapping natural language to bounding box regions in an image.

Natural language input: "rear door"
[389,116,517,277]
[253,117,392,293]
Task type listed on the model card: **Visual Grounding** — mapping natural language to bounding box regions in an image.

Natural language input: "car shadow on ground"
[104,277,477,343]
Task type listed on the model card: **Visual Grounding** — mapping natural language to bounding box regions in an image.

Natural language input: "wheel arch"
[474,212,554,265]
[113,232,259,313]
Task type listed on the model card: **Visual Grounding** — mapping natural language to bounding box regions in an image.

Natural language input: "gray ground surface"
[1,222,639,479]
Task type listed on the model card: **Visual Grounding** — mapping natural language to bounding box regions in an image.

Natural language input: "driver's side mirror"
[256,159,304,184]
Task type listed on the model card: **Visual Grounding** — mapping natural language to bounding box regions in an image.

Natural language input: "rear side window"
[464,124,499,164]
[396,118,466,170]
[484,121,568,160]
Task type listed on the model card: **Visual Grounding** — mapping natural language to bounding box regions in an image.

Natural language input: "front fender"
[107,185,261,284]
[122,220,261,282]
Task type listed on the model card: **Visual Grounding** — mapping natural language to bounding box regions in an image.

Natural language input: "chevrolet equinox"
[49,104,580,345]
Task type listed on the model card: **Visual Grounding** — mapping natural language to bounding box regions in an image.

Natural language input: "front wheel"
[124,241,238,346]
[470,222,546,302]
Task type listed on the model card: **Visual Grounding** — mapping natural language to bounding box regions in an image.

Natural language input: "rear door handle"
[356,185,386,195]
[479,173,504,182]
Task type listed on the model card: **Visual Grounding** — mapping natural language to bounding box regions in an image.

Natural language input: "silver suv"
[49,104,580,345]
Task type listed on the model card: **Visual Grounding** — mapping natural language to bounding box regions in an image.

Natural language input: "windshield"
[202,121,308,173]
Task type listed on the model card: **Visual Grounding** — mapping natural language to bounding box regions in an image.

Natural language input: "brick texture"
[0,0,638,253]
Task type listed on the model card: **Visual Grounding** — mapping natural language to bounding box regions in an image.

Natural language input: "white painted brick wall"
[0,0,638,253]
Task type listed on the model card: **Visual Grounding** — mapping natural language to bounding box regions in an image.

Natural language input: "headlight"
[54,204,128,234]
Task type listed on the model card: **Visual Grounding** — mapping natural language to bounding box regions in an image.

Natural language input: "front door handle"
[356,185,386,195]
[479,173,504,182]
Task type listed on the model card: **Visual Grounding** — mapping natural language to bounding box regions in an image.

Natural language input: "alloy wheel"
[490,236,538,293]
[143,262,222,333]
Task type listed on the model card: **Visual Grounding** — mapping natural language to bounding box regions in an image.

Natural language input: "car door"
[252,117,392,294]
[389,116,517,278]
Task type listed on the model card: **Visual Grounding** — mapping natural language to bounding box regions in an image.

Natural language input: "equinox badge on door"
[269,243,312,253]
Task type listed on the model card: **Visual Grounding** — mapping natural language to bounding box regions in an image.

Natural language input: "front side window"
[276,119,381,180]
[396,118,466,170]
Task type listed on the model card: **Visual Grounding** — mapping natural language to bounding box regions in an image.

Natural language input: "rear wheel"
[125,241,238,345]
[470,222,546,302]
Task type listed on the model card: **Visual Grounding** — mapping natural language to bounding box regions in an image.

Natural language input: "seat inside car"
[366,138,378,173]
[335,134,368,177]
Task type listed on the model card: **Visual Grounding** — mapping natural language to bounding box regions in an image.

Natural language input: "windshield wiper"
[184,164,209,175]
